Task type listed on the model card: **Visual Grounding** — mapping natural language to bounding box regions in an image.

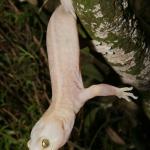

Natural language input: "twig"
[33,35,48,65]
[38,0,49,12]
[7,0,20,14]
[32,82,43,114]
[2,108,18,122]
[67,141,85,150]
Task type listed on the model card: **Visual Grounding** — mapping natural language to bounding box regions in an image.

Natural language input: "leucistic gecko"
[27,1,137,150]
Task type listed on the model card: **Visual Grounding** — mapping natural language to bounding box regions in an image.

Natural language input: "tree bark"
[72,0,150,91]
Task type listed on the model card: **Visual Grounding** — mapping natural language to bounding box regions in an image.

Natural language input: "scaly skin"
[27,2,137,150]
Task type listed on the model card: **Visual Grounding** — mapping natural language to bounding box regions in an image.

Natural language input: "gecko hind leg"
[80,84,138,104]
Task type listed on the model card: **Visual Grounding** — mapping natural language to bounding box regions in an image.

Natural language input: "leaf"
[106,127,125,145]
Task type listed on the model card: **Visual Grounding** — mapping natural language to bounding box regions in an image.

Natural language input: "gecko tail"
[60,0,76,18]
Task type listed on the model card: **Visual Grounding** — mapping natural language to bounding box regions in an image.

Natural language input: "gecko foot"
[116,87,138,102]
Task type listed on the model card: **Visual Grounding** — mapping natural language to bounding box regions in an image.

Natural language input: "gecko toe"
[120,87,133,92]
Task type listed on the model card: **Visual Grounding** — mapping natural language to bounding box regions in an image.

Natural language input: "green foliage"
[0,0,50,149]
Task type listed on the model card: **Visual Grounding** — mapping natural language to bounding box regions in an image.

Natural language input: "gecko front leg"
[79,84,138,106]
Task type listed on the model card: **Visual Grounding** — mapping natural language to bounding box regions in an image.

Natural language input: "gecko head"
[27,115,66,150]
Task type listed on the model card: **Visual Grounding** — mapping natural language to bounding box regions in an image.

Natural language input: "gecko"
[27,1,137,150]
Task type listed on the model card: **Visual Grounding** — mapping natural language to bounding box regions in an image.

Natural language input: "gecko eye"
[42,139,50,148]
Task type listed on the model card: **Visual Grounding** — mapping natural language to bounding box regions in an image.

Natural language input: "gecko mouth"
[27,140,31,149]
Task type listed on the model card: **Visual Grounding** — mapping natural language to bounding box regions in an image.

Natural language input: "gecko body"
[28,1,137,150]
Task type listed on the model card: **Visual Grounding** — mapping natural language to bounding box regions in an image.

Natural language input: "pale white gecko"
[27,1,137,150]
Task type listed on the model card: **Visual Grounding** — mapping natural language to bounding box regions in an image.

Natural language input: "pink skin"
[27,3,137,150]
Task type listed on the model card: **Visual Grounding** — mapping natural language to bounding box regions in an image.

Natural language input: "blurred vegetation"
[0,0,150,150]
